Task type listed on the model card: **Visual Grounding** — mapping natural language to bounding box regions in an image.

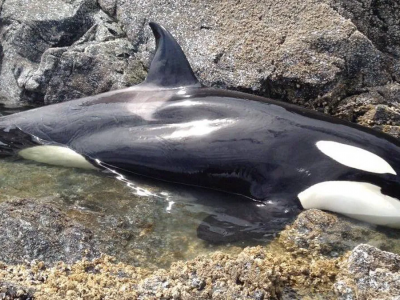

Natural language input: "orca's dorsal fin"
[144,22,201,88]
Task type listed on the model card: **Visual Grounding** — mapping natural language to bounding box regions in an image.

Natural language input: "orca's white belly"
[18,145,97,170]
[299,181,400,228]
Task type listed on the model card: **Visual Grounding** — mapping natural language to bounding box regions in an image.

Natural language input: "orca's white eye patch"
[316,141,396,175]
[298,181,400,228]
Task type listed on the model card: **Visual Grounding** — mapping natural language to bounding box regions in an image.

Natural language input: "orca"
[1,22,400,242]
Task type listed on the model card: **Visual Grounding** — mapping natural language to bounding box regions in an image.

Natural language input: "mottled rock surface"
[0,198,99,265]
[1,0,399,134]
[279,209,400,258]
[1,207,400,299]
[0,0,146,105]
[0,281,34,300]
[0,246,341,299]
[334,244,400,300]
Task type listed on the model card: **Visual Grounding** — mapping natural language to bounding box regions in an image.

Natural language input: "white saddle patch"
[298,181,400,228]
[316,141,396,175]
[19,145,97,170]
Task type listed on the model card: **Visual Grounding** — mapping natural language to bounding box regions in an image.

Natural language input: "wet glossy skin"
[1,85,400,206]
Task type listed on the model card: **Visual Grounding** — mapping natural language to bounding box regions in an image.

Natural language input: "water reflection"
[94,159,157,197]
[0,154,293,267]
[93,157,300,245]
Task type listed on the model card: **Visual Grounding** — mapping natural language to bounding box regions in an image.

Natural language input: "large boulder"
[0,198,99,265]
[334,244,400,300]
[0,0,145,105]
[279,209,400,258]
[0,0,399,133]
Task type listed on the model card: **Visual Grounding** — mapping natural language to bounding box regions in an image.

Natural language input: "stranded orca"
[0,22,400,242]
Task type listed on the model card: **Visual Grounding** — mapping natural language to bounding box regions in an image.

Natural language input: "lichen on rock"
[0,244,342,299]
[0,198,99,265]
[279,209,400,259]
[334,244,400,300]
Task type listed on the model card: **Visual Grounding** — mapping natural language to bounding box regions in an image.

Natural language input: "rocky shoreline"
[0,225,398,300]
[1,203,400,299]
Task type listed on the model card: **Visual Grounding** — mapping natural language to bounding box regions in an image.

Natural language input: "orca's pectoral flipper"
[144,22,201,88]
[0,126,43,156]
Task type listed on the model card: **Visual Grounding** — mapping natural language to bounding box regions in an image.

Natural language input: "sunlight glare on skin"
[166,201,175,213]
[153,119,235,139]
[167,100,202,107]
[94,159,158,198]
[126,90,177,121]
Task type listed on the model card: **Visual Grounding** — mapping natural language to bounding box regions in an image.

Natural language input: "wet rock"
[334,244,400,300]
[0,282,34,300]
[0,198,99,265]
[0,157,245,269]
[279,209,400,258]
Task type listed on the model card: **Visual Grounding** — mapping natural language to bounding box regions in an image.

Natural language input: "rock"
[331,0,400,59]
[0,198,99,265]
[0,255,148,299]
[333,82,400,128]
[0,243,345,299]
[115,0,395,101]
[1,0,399,138]
[279,209,400,258]
[0,1,145,105]
[134,250,285,299]
[334,244,400,300]
[0,282,34,300]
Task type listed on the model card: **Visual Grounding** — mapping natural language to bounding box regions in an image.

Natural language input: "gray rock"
[0,1,145,105]
[0,0,97,104]
[279,209,400,258]
[331,0,400,58]
[191,277,206,290]
[333,83,400,132]
[0,198,99,265]
[0,281,34,300]
[334,244,400,300]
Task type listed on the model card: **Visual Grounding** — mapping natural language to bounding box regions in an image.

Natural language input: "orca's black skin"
[0,23,400,242]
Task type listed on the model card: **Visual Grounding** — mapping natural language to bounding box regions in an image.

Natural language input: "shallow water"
[0,155,287,269]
